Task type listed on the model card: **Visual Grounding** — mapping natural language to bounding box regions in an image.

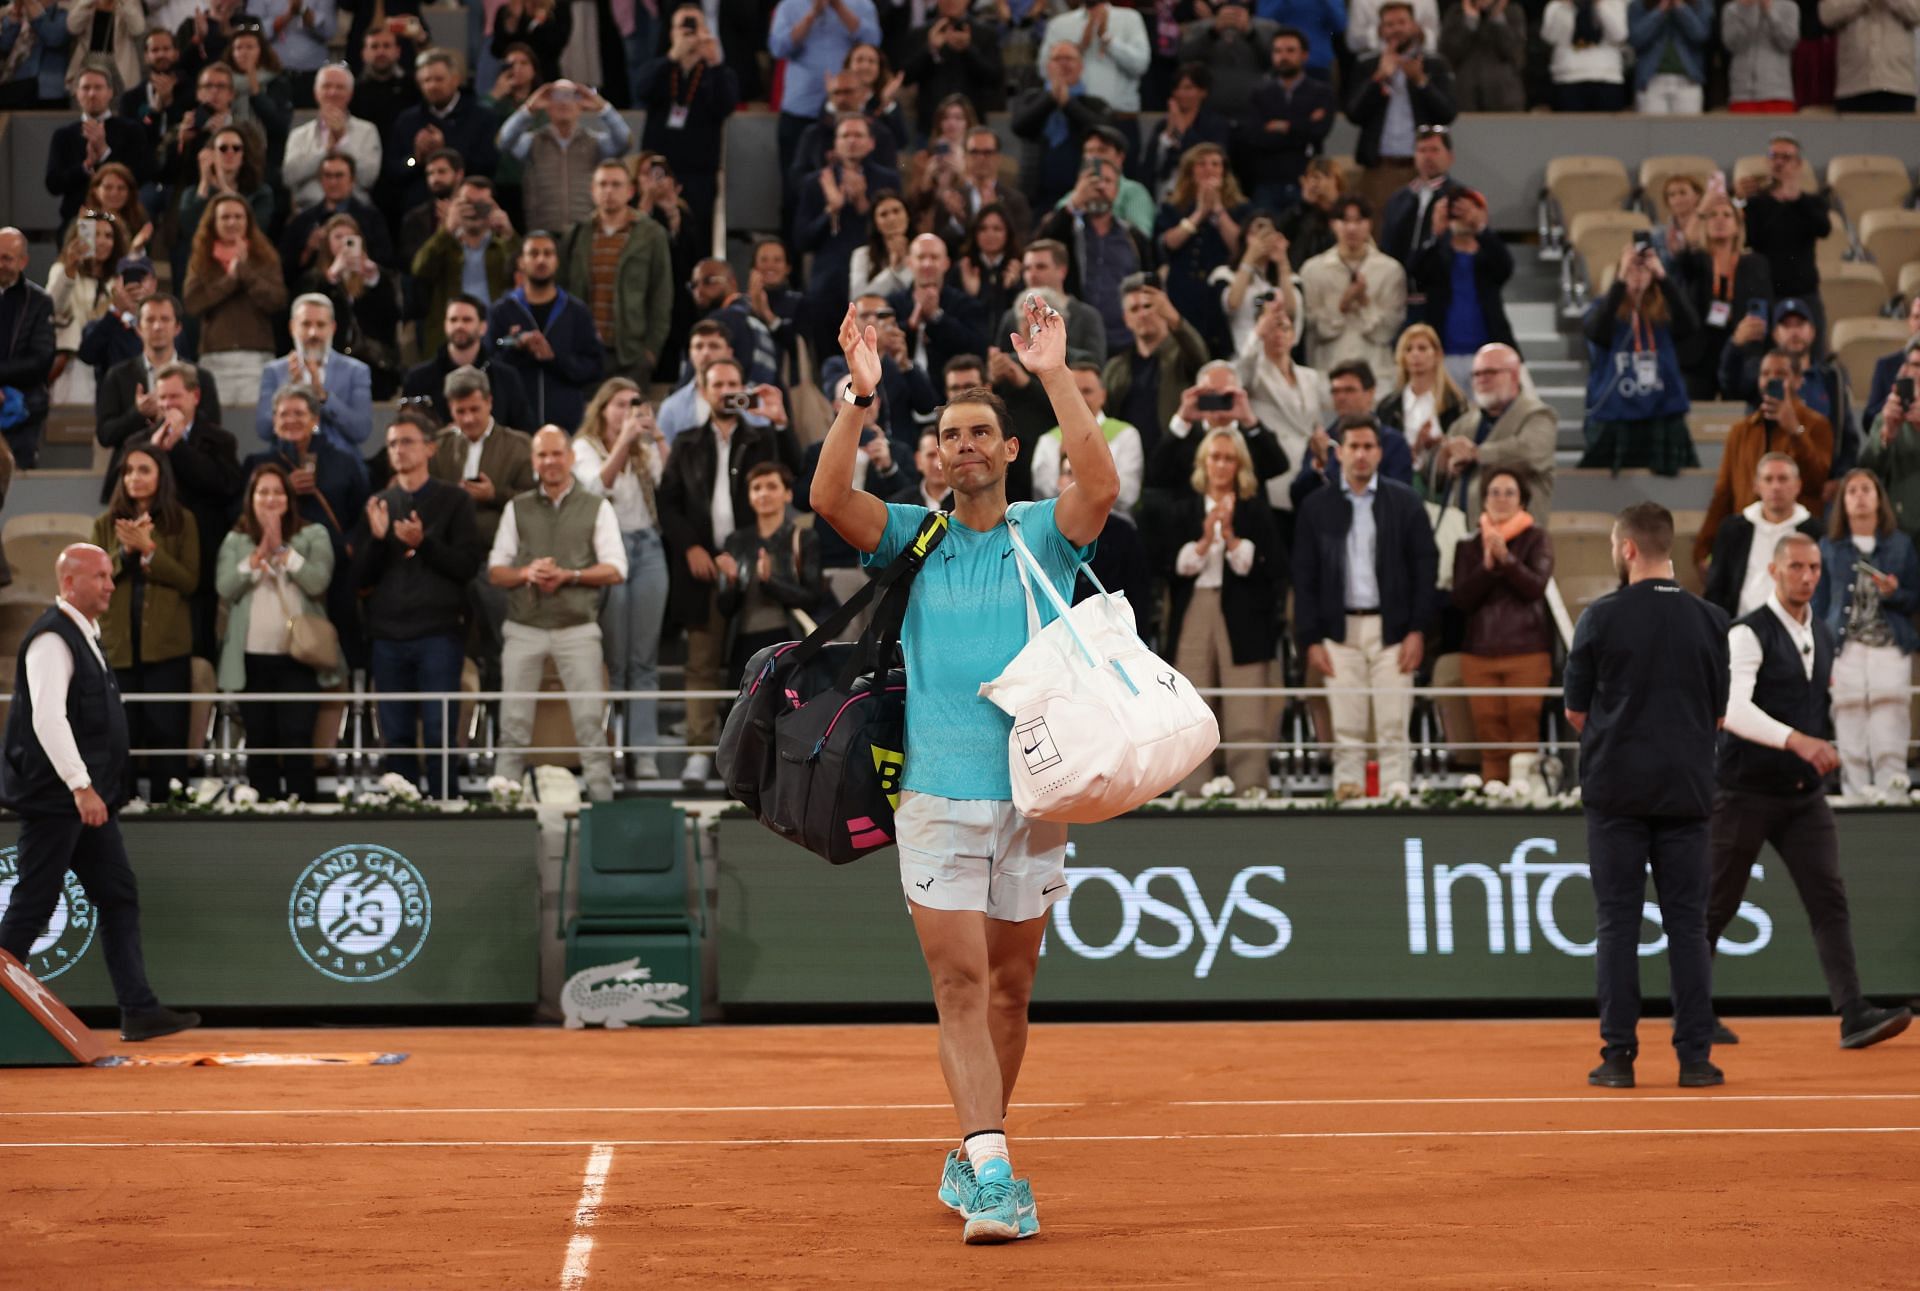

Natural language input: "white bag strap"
[1005,511,1098,668]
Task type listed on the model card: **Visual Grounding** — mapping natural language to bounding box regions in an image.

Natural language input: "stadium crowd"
[0,0,1915,801]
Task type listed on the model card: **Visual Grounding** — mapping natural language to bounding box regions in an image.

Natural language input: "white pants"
[199,349,270,409]
[1831,640,1912,794]
[497,620,614,801]
[1323,615,1413,791]
[1637,74,1704,115]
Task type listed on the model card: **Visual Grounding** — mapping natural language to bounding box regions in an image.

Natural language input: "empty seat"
[1826,155,1913,221]
[1637,155,1718,221]
[1568,209,1650,293]
[1815,223,1853,275]
[1859,209,1920,293]
[1547,156,1632,229]
[1829,317,1909,404]
[2,513,95,601]
[1900,260,1920,304]
[1823,261,1892,326]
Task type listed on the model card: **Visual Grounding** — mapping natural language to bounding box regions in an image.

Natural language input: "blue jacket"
[1814,532,1920,654]
[1582,280,1695,423]
[256,350,375,460]
[1626,0,1713,90]
[0,6,72,102]
[1254,0,1348,68]
[483,287,605,433]
[1291,473,1438,649]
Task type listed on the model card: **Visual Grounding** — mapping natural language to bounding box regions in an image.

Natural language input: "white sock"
[964,1131,1011,1180]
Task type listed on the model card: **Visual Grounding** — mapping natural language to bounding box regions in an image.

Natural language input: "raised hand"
[1008,292,1066,375]
[838,303,883,394]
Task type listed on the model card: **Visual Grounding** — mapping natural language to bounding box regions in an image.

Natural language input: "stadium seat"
[1815,223,1852,275]
[1568,209,1650,293]
[1825,155,1913,222]
[1858,209,1920,292]
[1637,155,1718,221]
[2,513,93,601]
[1546,156,1632,230]
[1822,261,1892,326]
[1689,402,1749,446]
[1900,260,1920,304]
[1671,510,1707,594]
[1830,318,1909,403]
[1733,153,1819,197]
[0,599,45,689]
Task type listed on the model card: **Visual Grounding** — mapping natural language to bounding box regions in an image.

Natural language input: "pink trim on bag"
[747,642,803,697]
[847,816,892,848]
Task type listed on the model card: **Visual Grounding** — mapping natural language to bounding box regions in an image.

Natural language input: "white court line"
[5,1094,1913,1118]
[559,1143,613,1291]
[4,1126,1919,1149]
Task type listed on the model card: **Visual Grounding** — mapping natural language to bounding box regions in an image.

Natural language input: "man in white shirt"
[1041,0,1151,111]
[1705,533,1911,1050]
[1702,452,1823,618]
[281,64,383,211]
[1300,195,1408,379]
[0,545,199,1042]
[487,428,630,801]
[1029,364,1143,509]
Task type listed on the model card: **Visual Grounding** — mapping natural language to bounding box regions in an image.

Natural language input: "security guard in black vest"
[1564,504,1729,1089]
[0,545,198,1041]
[1706,532,1912,1050]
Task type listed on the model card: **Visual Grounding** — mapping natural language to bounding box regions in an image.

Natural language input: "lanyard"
[1629,311,1655,355]
[669,60,703,106]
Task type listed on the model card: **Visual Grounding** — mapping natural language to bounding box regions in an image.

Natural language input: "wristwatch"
[843,386,877,407]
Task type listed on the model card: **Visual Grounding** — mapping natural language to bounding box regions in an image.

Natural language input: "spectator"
[1239,27,1338,212]
[849,191,915,301]
[1816,469,1920,794]
[905,93,981,229]
[222,21,293,167]
[350,22,421,135]
[1143,66,1235,206]
[1579,244,1698,476]
[253,0,336,92]
[746,238,810,378]
[1042,0,1151,112]
[1865,306,1920,420]
[1293,416,1437,798]
[1009,43,1117,214]
[787,73,903,197]
[559,161,673,388]
[95,294,223,481]
[1718,299,1854,487]
[412,177,520,356]
[403,296,533,431]
[490,0,570,82]
[1627,0,1711,113]
[1438,0,1527,111]
[255,294,376,458]
[114,362,240,658]
[794,114,901,311]
[1722,0,1800,113]
[173,124,275,258]
[350,410,484,798]
[1450,466,1553,784]
[768,0,882,179]
[295,215,403,395]
[46,208,128,406]
[1214,214,1302,358]
[1346,3,1457,219]
[157,62,266,192]
[1280,157,1347,269]
[48,67,152,226]
[282,64,381,212]
[1437,343,1557,519]
[942,128,1031,243]
[951,206,1025,332]
[484,233,604,432]
[1411,187,1515,377]
[76,165,152,260]
[1300,195,1407,379]
[1035,159,1154,355]
[1167,426,1286,795]
[656,356,788,784]
[994,240,1109,369]
[1030,363,1144,509]
[75,254,157,383]
[1819,0,1920,112]
[0,0,75,110]
[500,81,633,237]
[1235,301,1328,522]
[384,49,501,216]
[1255,0,1347,79]
[842,42,909,154]
[172,0,246,81]
[1379,124,1454,271]
[635,6,738,252]
[902,0,1004,136]
[798,368,919,568]
[1541,0,1629,109]
[1736,133,1831,339]
[659,320,742,440]
[215,461,341,801]
[1377,322,1466,479]
[714,461,829,681]
[573,379,672,779]
[1155,144,1253,356]
[123,29,190,147]
[180,193,286,407]
[1145,359,1295,499]
[1349,0,1440,51]
[279,152,395,285]
[820,294,937,447]
[1289,359,1417,505]
[1702,451,1825,616]
[1861,348,1920,544]
[397,147,464,268]
[1695,351,1833,569]
[1674,189,1772,400]
[1178,7,1279,120]
[886,234,987,384]
[90,442,199,795]
[689,259,786,394]
[482,40,539,125]
[1104,278,1209,458]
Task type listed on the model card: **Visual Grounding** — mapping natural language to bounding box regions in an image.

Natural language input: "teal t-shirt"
[862,499,1093,800]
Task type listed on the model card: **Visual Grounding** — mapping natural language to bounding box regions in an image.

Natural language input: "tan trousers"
[684,601,729,747]
[1174,588,1271,794]
[1323,614,1413,790]
[1458,651,1551,784]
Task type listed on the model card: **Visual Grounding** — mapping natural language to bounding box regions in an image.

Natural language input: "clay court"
[5,1017,1916,1288]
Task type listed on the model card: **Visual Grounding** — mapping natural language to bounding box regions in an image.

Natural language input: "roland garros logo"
[0,844,96,980]
[289,844,431,983]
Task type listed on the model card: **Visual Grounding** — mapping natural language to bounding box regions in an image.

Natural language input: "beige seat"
[1859,209,1920,293]
[1689,402,1749,446]
[2,513,95,602]
[0,598,46,689]
[1830,317,1909,404]
[1671,510,1707,595]
[1734,153,1819,198]
[1900,260,1920,304]
[1815,223,1853,275]
[1823,260,1892,326]
[1560,574,1620,625]
[1568,209,1651,293]
[1826,155,1913,221]
[1637,155,1718,222]
[1548,511,1620,594]
[1547,156,1632,230]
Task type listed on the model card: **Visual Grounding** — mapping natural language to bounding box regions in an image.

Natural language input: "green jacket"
[1101,319,1209,438]
[1860,413,1920,541]
[559,211,673,382]
[213,525,342,692]
[412,229,522,354]
[88,509,200,667]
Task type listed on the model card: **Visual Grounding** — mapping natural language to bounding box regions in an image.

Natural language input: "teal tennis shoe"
[937,1149,974,1215]
[963,1176,1021,1244]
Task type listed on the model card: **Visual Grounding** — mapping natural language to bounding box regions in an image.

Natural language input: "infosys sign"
[716,815,1920,1006]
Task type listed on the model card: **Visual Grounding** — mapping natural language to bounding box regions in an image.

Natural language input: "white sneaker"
[681,753,713,785]
[631,754,660,780]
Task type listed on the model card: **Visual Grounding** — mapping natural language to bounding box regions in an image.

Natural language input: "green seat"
[568,799,695,932]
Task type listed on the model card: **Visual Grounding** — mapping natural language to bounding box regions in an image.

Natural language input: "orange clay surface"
[3,1018,1917,1289]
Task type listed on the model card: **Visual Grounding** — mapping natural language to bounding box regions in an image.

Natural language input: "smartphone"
[1746,299,1770,319]
[859,426,880,445]
[1631,230,1655,252]
[1763,378,1786,402]
[1195,392,1234,412]
[77,220,98,259]
[1855,558,1888,580]
[718,391,754,413]
[1896,376,1916,407]
[344,234,362,256]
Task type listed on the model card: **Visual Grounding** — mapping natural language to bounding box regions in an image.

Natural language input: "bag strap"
[1005,512,1099,668]
[787,511,947,678]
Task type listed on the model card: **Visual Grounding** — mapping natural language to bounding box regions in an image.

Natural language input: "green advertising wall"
[714,813,1920,1007]
[0,817,541,1008]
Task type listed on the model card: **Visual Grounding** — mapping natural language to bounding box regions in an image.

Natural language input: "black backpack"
[716,512,948,863]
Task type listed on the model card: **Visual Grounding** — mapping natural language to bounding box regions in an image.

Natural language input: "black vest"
[0,607,130,815]
[1716,604,1833,795]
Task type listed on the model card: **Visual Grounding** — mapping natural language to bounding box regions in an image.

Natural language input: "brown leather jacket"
[1452,523,1554,657]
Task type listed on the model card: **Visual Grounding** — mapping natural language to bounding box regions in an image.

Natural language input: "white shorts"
[895,790,1070,923]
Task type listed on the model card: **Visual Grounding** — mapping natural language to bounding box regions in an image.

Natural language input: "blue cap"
[1773,297,1812,325]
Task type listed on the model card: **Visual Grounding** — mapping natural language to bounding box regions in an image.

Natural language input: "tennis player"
[810,296,1120,1244]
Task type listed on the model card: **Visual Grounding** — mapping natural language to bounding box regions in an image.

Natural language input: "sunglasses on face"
[215,143,245,153]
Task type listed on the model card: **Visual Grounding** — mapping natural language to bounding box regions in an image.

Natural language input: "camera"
[1763,378,1786,402]
[1897,377,1916,407]
[1195,392,1234,412]
[718,391,754,413]
[1631,230,1654,252]
[1253,291,1277,310]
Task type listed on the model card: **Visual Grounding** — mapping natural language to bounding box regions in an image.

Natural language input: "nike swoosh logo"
[1022,742,1043,755]
[1041,883,1066,896]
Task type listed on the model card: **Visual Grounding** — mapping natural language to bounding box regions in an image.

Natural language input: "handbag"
[716,512,948,863]
[1426,499,1470,590]
[273,572,341,673]
[978,504,1218,823]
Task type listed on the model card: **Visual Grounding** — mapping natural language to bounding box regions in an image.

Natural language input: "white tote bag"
[977,507,1219,823]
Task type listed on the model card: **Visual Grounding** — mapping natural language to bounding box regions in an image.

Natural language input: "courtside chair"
[560,798,703,1025]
